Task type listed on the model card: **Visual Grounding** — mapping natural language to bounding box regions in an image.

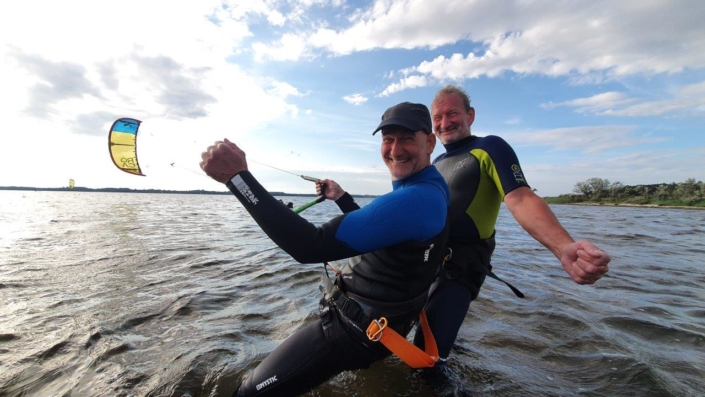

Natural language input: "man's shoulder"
[434,135,512,159]
[407,169,450,205]
[475,134,511,149]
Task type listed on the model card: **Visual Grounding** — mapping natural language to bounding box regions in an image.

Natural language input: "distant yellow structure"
[69,179,75,189]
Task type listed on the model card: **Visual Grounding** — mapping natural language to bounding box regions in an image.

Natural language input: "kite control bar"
[293,176,326,213]
[248,160,327,214]
[300,175,320,183]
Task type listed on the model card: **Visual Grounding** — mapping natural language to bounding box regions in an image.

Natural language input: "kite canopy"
[69,179,75,189]
[108,118,145,176]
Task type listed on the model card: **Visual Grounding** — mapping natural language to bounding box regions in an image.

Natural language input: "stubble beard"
[437,125,470,145]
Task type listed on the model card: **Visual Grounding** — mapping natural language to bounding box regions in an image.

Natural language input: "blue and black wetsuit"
[413,135,529,363]
[227,166,449,396]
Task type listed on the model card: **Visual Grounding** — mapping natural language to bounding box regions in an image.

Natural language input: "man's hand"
[200,138,248,184]
[560,240,611,284]
[316,179,345,201]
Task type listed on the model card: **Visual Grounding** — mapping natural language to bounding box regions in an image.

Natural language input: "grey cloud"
[98,60,120,91]
[131,54,216,119]
[249,0,705,81]
[70,111,119,137]
[502,125,667,154]
[8,47,103,119]
[541,84,705,117]
[366,1,705,93]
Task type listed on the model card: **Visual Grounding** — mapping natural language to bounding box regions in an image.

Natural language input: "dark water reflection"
[1,192,703,396]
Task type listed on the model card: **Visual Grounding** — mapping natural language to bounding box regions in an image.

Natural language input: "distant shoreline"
[551,202,705,210]
[0,186,378,198]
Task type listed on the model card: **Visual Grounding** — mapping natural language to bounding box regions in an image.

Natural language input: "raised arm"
[504,186,610,284]
[200,139,359,262]
[200,139,444,263]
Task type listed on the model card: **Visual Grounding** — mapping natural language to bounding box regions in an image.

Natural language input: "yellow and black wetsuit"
[414,135,529,363]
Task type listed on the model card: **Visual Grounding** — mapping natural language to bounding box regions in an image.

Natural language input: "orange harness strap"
[365,310,438,368]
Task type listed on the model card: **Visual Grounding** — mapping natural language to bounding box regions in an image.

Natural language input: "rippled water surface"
[1,191,703,396]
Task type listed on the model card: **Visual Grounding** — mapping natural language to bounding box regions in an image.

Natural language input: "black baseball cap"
[372,102,432,135]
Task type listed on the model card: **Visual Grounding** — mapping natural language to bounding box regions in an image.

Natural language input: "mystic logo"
[256,375,278,391]
[511,164,526,184]
[452,157,470,172]
[424,244,435,262]
[231,175,259,205]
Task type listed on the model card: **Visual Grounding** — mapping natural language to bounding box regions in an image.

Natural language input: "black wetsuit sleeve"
[225,171,361,263]
[334,192,360,213]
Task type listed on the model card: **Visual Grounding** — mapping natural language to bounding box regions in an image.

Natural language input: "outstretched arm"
[200,139,359,263]
[504,186,610,285]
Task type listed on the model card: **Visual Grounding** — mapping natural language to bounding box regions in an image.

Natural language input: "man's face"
[380,127,436,181]
[431,94,474,145]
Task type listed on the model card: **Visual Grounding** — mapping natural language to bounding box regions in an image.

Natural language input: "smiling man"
[377,102,438,181]
[200,102,450,396]
[413,85,611,366]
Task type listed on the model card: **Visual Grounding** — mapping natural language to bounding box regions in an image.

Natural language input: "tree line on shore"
[544,178,705,207]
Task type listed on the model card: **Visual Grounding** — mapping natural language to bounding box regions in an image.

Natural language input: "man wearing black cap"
[200,102,450,397]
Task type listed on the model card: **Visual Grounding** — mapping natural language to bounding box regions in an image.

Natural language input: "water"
[1,191,703,397]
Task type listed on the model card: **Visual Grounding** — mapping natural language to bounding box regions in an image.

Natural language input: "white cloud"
[268,81,305,98]
[540,81,705,117]
[603,80,705,117]
[541,92,635,113]
[342,94,368,105]
[266,9,287,26]
[501,125,668,154]
[211,0,705,96]
[0,0,314,191]
[378,75,428,97]
[253,33,310,61]
[368,0,705,93]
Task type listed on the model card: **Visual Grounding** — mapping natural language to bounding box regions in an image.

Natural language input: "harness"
[319,261,440,368]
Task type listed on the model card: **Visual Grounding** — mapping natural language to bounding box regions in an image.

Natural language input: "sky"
[1,0,704,197]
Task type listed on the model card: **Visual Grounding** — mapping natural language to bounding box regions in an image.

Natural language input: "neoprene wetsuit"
[413,135,529,363]
[226,166,449,396]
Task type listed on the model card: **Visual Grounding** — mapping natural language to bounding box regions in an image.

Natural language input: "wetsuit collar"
[392,165,436,190]
[442,135,476,152]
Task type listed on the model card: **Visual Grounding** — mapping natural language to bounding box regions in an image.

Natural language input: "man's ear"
[467,107,475,126]
[426,132,436,154]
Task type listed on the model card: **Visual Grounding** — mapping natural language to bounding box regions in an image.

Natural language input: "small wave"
[96,342,131,362]
[602,233,662,243]
[84,330,105,349]
[672,228,705,236]
[240,313,271,321]
[119,313,161,330]
[0,333,18,341]
[187,259,233,269]
[48,298,83,309]
[635,306,674,317]
[0,282,24,289]
[686,309,705,318]
[603,316,704,348]
[29,340,71,361]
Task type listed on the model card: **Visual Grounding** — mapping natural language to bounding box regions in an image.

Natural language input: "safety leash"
[365,310,438,368]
